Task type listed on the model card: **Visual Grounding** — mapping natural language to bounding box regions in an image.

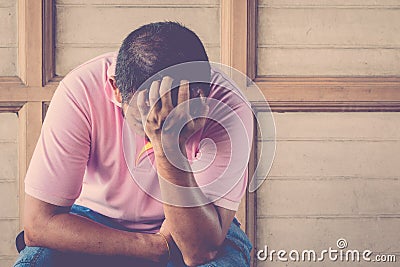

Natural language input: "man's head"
[110,21,211,136]
[113,21,211,105]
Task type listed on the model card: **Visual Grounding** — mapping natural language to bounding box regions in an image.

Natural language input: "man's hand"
[137,76,208,152]
[134,76,236,266]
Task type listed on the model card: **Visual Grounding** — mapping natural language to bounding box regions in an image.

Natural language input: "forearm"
[155,151,225,264]
[24,206,167,262]
[137,77,233,265]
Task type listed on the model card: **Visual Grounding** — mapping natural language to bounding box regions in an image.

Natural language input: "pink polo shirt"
[25,52,253,232]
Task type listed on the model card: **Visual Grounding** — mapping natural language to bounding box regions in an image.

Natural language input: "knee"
[14,246,57,267]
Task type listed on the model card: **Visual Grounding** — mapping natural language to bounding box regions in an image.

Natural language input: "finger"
[188,89,208,118]
[137,90,149,117]
[191,99,209,120]
[200,101,209,117]
[149,80,160,110]
[159,76,174,109]
[178,80,190,113]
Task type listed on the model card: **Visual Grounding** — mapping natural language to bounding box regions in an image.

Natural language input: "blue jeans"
[14,205,252,266]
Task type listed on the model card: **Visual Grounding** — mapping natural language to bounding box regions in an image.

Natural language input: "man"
[14,22,253,267]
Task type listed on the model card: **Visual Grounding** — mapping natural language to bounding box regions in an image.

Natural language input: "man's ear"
[109,77,122,104]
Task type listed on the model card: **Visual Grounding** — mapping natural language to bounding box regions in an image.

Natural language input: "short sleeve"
[24,81,91,206]
[191,84,253,211]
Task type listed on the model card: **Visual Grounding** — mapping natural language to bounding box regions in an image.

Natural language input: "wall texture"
[0,113,19,266]
[0,0,17,75]
[257,0,400,76]
[0,1,399,266]
[55,0,221,76]
[0,1,18,264]
[254,1,400,266]
[255,112,400,266]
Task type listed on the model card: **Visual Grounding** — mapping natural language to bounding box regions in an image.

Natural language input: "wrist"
[156,232,171,263]
[151,139,187,158]
[149,232,170,263]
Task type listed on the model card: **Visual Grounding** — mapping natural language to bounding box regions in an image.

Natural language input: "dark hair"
[115,21,211,104]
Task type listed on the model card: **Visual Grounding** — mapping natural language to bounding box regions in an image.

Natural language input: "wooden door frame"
[220,1,400,265]
[222,0,400,112]
[0,0,56,229]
